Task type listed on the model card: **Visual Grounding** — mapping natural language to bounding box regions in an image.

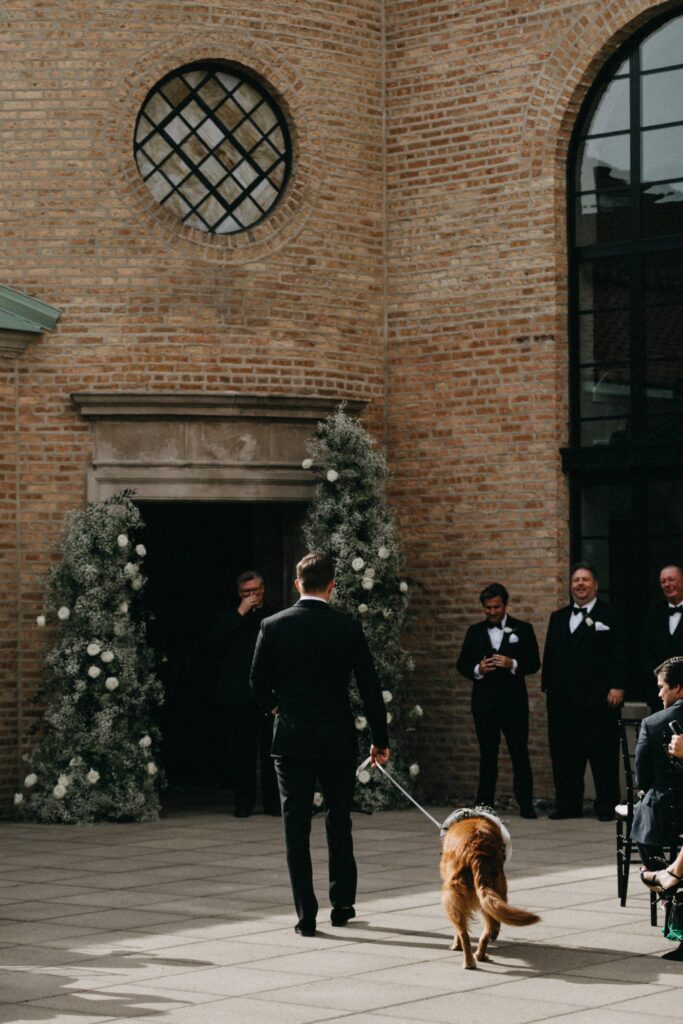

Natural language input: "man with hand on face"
[212,570,279,818]
[640,564,683,712]
[456,583,540,818]
[542,562,627,821]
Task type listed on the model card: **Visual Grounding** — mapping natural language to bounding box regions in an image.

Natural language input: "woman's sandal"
[640,867,683,893]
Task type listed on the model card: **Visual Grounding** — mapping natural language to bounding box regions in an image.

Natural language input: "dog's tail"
[472,860,540,928]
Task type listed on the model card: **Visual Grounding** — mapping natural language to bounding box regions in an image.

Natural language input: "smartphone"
[670,721,682,735]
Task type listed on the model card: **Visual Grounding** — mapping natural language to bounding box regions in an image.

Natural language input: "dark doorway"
[137,501,307,805]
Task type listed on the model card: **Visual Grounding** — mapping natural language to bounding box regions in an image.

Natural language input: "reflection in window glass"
[579,364,630,422]
[575,190,630,245]
[579,309,630,364]
[642,180,683,236]
[583,77,630,135]
[641,15,683,71]
[641,67,683,127]
[578,258,630,311]
[579,418,630,446]
[642,125,683,182]
[577,134,630,191]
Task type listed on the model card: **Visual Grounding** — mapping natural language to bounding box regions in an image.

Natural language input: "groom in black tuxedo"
[456,582,540,818]
[250,552,389,937]
[542,562,627,821]
[640,565,683,712]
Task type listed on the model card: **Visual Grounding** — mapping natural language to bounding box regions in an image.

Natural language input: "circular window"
[134,62,292,234]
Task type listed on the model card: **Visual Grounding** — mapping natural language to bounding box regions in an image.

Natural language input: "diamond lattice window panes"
[134,63,292,234]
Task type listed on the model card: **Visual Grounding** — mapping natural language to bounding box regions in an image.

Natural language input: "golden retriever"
[440,815,540,968]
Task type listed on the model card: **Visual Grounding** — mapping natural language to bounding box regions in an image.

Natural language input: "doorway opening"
[137,500,307,807]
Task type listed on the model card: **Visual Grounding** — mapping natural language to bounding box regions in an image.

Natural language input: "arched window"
[567,10,683,624]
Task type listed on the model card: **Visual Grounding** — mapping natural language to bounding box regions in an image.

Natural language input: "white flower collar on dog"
[439,806,512,863]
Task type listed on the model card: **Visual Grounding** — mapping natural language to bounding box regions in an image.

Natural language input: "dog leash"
[356,756,443,831]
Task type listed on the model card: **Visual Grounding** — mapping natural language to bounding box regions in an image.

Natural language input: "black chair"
[615,717,642,906]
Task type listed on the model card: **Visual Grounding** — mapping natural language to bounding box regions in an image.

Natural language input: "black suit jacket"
[249,598,389,759]
[456,616,540,699]
[640,606,683,709]
[631,697,683,846]
[541,598,628,706]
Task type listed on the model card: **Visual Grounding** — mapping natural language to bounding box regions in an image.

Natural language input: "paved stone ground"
[0,806,680,1023]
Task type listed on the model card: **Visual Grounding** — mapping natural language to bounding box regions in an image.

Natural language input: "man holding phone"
[456,582,540,818]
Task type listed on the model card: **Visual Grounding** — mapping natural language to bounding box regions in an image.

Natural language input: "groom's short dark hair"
[297,552,335,593]
[479,582,508,605]
[656,657,683,688]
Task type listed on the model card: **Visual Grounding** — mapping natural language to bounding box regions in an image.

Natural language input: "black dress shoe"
[662,942,683,961]
[233,806,252,818]
[519,807,537,819]
[597,812,615,822]
[295,920,316,936]
[330,906,356,927]
[548,810,583,820]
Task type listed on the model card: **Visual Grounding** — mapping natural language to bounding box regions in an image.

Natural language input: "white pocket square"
[509,634,519,643]
[594,621,610,631]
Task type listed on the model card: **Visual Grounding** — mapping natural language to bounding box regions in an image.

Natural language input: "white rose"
[69,757,80,768]
[410,704,423,718]
[57,774,70,787]
[386,712,393,723]
[24,773,37,788]
[585,617,594,627]
[409,763,420,778]
[117,534,129,548]
[399,581,409,593]
[75,680,86,692]
[312,791,324,807]
[378,546,390,559]
[131,578,143,590]
[361,578,374,591]
[135,544,146,557]
[101,650,114,663]
[301,458,313,469]
[118,601,129,614]
[326,469,339,482]
[36,614,46,627]
[124,562,137,577]
[57,606,70,621]
[87,642,101,656]
[358,603,369,614]
[139,735,152,749]
[14,792,23,806]
[364,567,375,578]
[105,676,119,691]
[357,769,371,784]
[382,690,393,704]
[113,622,126,636]
[383,609,391,619]
[53,784,66,799]
[147,762,158,776]
[352,557,365,571]
[87,769,100,784]
[355,716,367,730]
[87,665,101,679]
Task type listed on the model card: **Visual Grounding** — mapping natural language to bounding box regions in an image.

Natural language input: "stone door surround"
[71,392,363,503]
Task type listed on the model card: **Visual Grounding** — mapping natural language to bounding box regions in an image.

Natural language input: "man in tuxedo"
[542,562,627,820]
[250,552,390,936]
[632,657,683,856]
[640,565,683,711]
[456,583,540,818]
[212,571,279,818]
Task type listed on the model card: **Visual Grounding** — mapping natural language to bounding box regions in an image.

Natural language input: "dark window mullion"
[630,48,646,439]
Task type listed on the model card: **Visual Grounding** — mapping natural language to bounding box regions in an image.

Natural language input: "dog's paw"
[463,960,477,970]
[476,952,490,962]
[451,937,462,951]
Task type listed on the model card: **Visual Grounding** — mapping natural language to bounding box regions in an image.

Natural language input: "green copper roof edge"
[0,285,61,332]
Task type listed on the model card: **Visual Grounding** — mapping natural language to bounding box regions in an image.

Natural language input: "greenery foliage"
[302,407,421,811]
[16,492,164,824]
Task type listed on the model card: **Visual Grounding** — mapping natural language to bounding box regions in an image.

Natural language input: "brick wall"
[0,0,385,804]
[383,0,666,801]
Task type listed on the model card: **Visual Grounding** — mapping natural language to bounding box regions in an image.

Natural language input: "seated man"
[633,658,683,961]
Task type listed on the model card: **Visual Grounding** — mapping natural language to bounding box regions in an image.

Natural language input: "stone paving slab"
[0,807,680,1022]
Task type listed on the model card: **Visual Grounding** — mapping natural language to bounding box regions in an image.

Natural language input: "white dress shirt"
[473,615,518,678]
[569,597,597,634]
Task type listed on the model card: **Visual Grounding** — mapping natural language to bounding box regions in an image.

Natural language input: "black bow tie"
[572,606,588,616]
[670,606,683,616]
